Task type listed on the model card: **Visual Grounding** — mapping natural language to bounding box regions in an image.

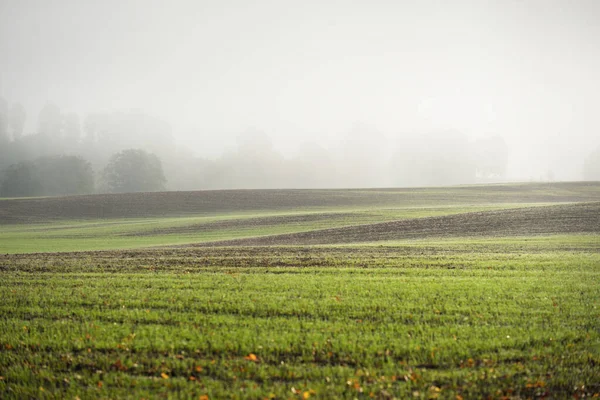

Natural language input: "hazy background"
[1,0,600,192]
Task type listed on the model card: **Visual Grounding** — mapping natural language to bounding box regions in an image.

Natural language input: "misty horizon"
[1,0,600,189]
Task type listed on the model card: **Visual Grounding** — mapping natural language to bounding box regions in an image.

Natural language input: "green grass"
[0,204,533,254]
[1,242,599,398]
[1,183,599,398]
[371,233,600,252]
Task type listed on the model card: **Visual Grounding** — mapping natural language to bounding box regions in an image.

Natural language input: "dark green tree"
[0,156,94,197]
[101,149,166,193]
[35,155,95,196]
[0,162,42,197]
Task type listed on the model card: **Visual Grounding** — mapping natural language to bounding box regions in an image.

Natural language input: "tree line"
[0,97,172,197]
[0,150,165,197]
[1,96,599,198]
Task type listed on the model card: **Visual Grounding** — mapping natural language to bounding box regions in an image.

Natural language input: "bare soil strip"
[2,182,599,224]
[190,202,600,246]
[125,212,356,237]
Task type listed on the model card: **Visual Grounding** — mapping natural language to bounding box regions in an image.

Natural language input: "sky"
[1,0,599,181]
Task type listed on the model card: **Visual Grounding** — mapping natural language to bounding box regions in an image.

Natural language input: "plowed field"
[2,181,599,224]
[1,182,599,399]
[194,202,600,246]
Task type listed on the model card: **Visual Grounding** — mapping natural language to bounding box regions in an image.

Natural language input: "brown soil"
[2,182,599,224]
[126,212,356,237]
[191,202,600,246]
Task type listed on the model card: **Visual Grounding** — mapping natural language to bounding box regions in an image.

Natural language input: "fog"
[1,0,600,194]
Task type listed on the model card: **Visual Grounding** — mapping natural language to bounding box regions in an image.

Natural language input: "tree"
[35,155,95,196]
[0,156,94,197]
[583,146,600,181]
[101,149,166,193]
[0,162,42,197]
[9,102,26,140]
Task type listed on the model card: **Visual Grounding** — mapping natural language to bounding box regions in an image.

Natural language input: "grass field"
[1,182,599,399]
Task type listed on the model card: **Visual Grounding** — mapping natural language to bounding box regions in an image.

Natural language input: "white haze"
[1,0,599,184]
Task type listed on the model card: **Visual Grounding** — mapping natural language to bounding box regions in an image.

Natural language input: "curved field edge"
[187,202,600,247]
[2,181,600,224]
[0,204,542,254]
[1,184,599,398]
